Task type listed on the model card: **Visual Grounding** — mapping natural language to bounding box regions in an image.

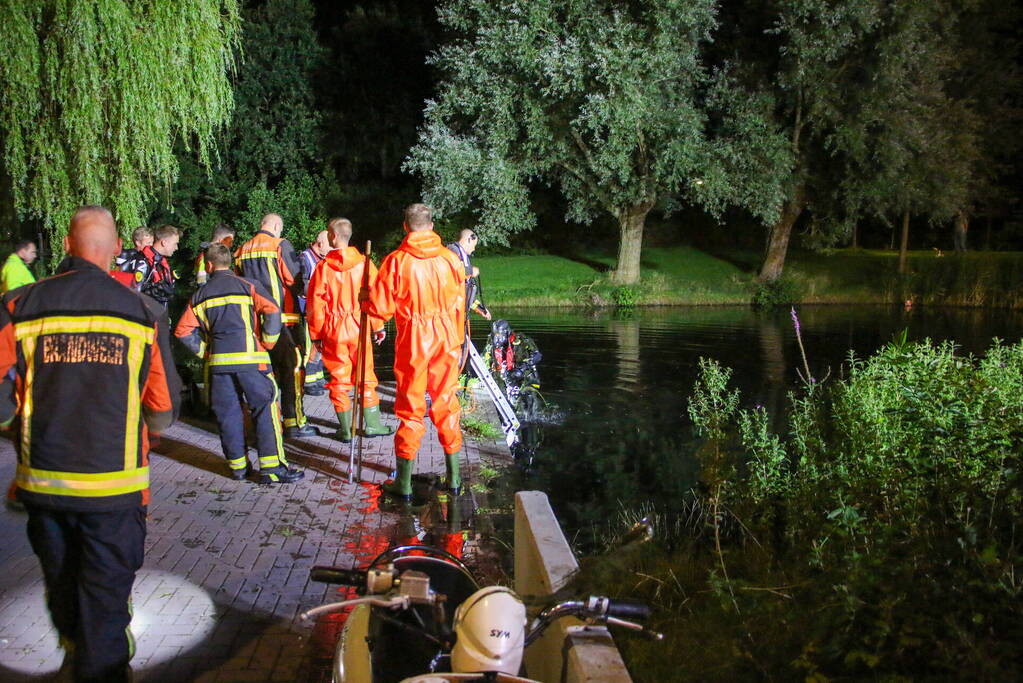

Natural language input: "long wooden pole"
[349,241,372,482]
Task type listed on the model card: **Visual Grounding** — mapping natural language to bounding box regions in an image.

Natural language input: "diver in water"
[487,319,543,421]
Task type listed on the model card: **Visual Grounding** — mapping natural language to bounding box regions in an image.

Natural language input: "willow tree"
[0,1,241,251]
[405,0,789,285]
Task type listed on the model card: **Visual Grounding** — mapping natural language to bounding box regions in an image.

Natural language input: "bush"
[589,340,1023,680]
[749,276,802,307]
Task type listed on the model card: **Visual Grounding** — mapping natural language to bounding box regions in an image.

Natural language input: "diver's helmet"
[451,586,526,674]
[490,319,511,347]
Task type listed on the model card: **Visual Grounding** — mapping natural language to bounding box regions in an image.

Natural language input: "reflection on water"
[469,306,1023,549]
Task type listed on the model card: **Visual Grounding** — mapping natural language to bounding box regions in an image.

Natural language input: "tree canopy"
[406,0,791,284]
[162,0,327,252]
[0,0,241,250]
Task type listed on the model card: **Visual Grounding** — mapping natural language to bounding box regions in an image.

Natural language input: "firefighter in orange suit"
[175,243,303,484]
[234,213,316,437]
[306,218,394,442]
[364,204,467,500]
[0,206,174,682]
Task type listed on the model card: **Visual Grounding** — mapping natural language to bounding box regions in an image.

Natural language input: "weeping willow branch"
[0,1,241,253]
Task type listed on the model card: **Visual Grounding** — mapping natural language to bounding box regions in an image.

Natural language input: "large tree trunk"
[611,200,654,285]
[897,211,910,274]
[758,185,805,283]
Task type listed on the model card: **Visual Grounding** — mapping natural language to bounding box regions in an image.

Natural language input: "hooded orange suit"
[306,246,383,412]
[367,230,466,461]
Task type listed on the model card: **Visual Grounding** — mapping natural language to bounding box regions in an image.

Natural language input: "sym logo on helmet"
[490,629,512,638]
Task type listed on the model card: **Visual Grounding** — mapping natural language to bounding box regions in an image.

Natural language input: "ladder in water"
[465,340,520,445]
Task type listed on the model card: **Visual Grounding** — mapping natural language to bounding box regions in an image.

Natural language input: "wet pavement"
[0,384,510,681]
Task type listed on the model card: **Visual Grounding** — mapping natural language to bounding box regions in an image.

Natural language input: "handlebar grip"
[310,566,366,586]
[606,600,651,621]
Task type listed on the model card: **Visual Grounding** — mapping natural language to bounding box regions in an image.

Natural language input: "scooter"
[300,544,661,682]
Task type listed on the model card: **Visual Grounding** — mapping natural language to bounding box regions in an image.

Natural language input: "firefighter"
[446,229,491,320]
[123,223,180,307]
[113,225,153,271]
[306,218,394,442]
[1,239,37,293]
[365,204,467,500]
[298,230,330,396]
[176,244,304,484]
[194,223,235,286]
[0,205,174,682]
[235,213,317,437]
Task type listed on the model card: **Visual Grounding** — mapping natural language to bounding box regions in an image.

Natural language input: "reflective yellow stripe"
[268,373,285,460]
[193,295,253,316]
[262,332,280,346]
[267,258,283,309]
[238,250,279,259]
[124,338,144,469]
[15,316,154,345]
[242,297,254,354]
[281,313,301,324]
[209,352,271,366]
[16,464,149,497]
[20,337,37,458]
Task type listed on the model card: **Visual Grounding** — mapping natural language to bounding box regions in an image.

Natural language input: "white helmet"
[451,586,527,674]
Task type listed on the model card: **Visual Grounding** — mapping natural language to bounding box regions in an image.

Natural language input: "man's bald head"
[65,205,121,269]
[260,213,283,237]
[327,218,353,248]
[457,229,479,254]
[312,229,331,256]
[403,204,433,232]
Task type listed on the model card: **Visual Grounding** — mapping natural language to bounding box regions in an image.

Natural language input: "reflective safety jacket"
[0,256,175,510]
[367,230,466,354]
[174,270,281,373]
[306,246,382,346]
[235,230,302,326]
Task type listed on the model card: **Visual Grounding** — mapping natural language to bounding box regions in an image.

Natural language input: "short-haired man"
[1,240,37,293]
[176,244,303,483]
[446,228,491,321]
[235,213,316,437]
[195,224,236,286]
[114,226,154,270]
[125,224,180,306]
[307,218,393,442]
[0,205,175,681]
[365,204,467,499]
[299,230,331,396]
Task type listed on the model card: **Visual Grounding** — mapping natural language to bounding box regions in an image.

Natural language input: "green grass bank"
[475,247,1023,308]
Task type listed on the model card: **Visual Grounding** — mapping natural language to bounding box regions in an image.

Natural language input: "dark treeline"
[1,0,1021,283]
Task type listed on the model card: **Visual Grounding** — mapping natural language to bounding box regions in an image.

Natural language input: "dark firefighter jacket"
[174,269,281,373]
[0,256,175,510]
[235,231,302,326]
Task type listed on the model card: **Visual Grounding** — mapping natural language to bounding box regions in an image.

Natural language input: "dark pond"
[458,305,1023,550]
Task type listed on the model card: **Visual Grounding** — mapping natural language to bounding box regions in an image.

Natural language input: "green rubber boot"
[334,410,352,443]
[362,404,395,437]
[444,451,462,495]
[382,457,414,501]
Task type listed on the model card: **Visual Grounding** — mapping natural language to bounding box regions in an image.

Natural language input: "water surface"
[457,306,1023,548]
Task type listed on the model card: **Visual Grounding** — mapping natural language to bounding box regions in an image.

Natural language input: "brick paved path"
[0,385,509,681]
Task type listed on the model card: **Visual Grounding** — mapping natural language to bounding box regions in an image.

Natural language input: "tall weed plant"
[597,341,1023,680]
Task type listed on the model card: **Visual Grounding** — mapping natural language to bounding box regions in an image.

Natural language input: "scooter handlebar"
[605,600,651,621]
[310,566,367,587]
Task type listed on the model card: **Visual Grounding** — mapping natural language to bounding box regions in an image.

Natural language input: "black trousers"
[210,368,285,470]
[25,504,145,683]
[269,323,307,427]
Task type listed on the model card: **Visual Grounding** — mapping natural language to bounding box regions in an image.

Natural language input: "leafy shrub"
[750,276,801,307]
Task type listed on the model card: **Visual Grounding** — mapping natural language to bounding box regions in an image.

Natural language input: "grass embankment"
[476,247,1023,307]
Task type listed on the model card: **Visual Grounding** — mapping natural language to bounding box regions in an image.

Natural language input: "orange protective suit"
[306,246,383,412]
[366,230,466,461]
